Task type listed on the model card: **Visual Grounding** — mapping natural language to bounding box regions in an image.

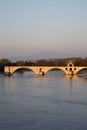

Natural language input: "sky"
[0,0,87,59]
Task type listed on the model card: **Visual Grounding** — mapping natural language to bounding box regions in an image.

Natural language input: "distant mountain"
[9,51,61,61]
[30,51,61,60]
[9,50,85,62]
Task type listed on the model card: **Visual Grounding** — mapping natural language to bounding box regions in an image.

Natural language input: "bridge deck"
[4,66,87,76]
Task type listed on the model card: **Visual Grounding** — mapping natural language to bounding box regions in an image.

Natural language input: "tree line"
[0,57,87,72]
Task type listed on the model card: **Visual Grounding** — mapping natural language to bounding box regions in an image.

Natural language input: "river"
[0,70,87,130]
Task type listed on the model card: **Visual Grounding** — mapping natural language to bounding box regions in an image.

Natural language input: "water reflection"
[1,71,87,130]
[64,75,79,80]
[3,71,87,90]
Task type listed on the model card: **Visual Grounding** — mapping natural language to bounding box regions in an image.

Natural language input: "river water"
[0,70,87,130]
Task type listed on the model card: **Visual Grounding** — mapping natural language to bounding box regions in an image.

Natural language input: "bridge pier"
[66,71,74,75]
[36,68,45,75]
[5,72,12,76]
[37,72,45,75]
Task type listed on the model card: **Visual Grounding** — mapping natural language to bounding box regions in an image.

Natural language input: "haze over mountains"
[9,50,87,62]
[9,51,59,61]
[30,51,61,60]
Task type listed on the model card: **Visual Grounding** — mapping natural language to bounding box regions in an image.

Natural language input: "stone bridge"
[4,62,87,76]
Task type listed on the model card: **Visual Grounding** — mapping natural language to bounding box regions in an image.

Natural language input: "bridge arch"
[43,67,66,75]
[8,66,37,75]
[76,67,87,74]
[11,67,35,75]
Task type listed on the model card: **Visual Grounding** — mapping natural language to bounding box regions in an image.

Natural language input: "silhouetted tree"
[0,59,11,72]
